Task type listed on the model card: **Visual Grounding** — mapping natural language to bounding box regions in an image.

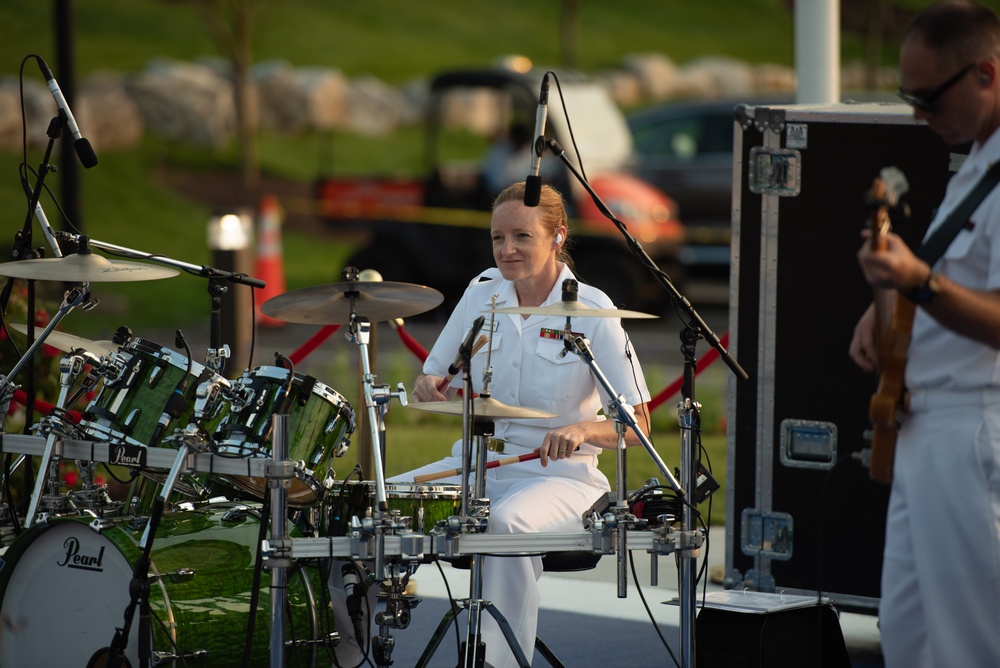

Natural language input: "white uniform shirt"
[422,264,650,456]
[907,129,1000,391]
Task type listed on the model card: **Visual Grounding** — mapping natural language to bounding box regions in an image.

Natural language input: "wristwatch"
[908,271,941,305]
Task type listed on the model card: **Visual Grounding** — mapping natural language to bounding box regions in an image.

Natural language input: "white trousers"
[880,392,1000,667]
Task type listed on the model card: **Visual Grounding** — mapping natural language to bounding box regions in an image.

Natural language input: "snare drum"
[327,481,465,535]
[213,366,355,507]
[0,503,328,668]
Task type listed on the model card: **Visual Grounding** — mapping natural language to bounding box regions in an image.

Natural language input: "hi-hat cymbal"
[486,301,657,319]
[408,396,557,419]
[261,280,444,324]
[8,323,119,356]
[0,253,179,282]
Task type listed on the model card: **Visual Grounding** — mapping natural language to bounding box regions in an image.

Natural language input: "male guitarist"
[849,2,1000,666]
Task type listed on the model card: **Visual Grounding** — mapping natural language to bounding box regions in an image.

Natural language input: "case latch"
[748,147,801,196]
[740,508,794,560]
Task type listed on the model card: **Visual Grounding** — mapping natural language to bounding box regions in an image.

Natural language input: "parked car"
[628,98,782,276]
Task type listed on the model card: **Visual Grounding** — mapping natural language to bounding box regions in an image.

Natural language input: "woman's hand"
[537,423,587,466]
[412,374,448,402]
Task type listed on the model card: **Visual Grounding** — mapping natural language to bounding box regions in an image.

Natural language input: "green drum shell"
[0,503,329,668]
[326,481,465,535]
[214,367,355,507]
[79,339,228,497]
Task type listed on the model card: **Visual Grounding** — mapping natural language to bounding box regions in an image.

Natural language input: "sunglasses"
[897,63,976,113]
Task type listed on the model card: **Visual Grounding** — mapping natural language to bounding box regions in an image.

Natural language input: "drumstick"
[436,335,489,392]
[413,452,541,484]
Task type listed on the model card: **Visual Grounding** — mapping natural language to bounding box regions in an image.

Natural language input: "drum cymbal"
[0,253,179,282]
[8,323,119,356]
[261,280,444,324]
[408,397,557,419]
[486,301,657,319]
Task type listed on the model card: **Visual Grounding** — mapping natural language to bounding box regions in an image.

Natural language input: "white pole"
[795,0,840,103]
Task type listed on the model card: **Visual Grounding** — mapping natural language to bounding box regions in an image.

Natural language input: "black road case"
[724,102,970,611]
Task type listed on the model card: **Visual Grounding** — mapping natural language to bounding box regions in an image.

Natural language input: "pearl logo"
[57,536,106,572]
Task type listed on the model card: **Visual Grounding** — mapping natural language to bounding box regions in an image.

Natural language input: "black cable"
[434,558,464,659]
[628,550,681,668]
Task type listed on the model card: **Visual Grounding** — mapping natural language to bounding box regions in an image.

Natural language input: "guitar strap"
[916,161,1000,265]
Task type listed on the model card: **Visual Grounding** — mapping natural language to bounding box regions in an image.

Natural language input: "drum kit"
[0,231,706,668]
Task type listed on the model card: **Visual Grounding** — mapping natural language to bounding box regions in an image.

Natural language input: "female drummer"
[396,181,652,668]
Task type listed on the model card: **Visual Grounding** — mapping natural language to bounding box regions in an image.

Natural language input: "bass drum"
[0,503,331,667]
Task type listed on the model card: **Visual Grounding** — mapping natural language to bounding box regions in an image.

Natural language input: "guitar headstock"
[867,166,911,250]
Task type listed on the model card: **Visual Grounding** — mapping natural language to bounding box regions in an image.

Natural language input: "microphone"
[35,56,98,168]
[448,316,485,376]
[150,330,192,444]
[524,72,550,207]
[342,562,367,644]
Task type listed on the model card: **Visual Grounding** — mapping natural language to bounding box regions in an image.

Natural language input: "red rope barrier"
[288,325,340,365]
[9,389,82,423]
[648,331,730,412]
[394,323,429,362]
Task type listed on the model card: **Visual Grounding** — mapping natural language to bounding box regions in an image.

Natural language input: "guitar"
[866,166,911,484]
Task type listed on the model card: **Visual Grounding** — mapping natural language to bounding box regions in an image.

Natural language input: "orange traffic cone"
[254,194,287,327]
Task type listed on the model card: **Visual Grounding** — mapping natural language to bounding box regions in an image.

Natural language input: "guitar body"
[869,289,914,484]
[866,169,913,484]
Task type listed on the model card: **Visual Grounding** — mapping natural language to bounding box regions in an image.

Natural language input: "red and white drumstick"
[436,335,489,392]
[413,451,541,484]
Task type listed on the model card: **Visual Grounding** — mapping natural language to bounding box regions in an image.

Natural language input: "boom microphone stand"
[544,137,748,668]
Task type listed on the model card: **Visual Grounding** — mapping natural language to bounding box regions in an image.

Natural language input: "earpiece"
[982,74,991,85]
[554,233,563,245]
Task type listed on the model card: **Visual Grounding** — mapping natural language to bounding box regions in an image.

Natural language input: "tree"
[196,0,261,201]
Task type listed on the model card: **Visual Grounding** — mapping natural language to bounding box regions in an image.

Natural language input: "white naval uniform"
[395,264,650,668]
[879,130,1000,667]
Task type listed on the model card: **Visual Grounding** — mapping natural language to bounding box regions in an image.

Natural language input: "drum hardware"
[67,461,123,516]
[0,284,93,437]
[147,567,195,584]
[24,347,104,528]
[374,569,417,667]
[547,135,747,668]
[266,411,293,668]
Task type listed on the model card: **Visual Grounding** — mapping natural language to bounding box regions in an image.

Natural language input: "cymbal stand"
[268,412,291,668]
[417,348,528,668]
[16,286,100,528]
[561,321,704,665]
[548,133,746,667]
[341,281,408,666]
[0,284,91,433]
